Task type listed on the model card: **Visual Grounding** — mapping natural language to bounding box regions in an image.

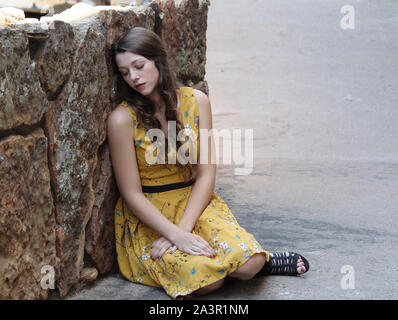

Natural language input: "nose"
[129,70,139,82]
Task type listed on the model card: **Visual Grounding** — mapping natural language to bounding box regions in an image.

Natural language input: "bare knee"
[193,278,224,296]
[229,253,266,281]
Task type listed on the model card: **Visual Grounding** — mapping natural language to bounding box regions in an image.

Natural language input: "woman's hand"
[150,236,174,260]
[151,231,216,260]
[170,230,216,258]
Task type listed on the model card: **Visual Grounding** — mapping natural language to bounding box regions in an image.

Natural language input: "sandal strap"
[262,251,302,276]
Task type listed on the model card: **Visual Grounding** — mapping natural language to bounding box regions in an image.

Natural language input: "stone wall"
[0,0,209,299]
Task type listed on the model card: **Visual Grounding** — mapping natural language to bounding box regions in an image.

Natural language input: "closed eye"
[120,64,144,76]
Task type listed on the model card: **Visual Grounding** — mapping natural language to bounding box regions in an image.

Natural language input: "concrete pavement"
[65,0,398,300]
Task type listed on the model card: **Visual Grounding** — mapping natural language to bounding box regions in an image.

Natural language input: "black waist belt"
[141,179,195,193]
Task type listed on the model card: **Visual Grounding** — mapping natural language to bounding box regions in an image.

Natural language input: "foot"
[297,256,307,274]
[257,251,310,277]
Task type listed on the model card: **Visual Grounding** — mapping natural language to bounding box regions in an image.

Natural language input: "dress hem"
[170,250,269,300]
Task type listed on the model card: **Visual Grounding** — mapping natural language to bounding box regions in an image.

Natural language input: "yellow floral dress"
[114,86,269,299]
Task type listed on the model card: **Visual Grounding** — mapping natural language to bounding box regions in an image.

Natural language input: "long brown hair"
[112,27,192,182]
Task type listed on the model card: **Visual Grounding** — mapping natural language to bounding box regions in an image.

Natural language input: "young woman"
[108,27,309,299]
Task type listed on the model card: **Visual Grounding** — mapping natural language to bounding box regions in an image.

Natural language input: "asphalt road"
[67,0,398,300]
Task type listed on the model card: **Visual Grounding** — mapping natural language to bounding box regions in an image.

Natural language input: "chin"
[142,88,155,97]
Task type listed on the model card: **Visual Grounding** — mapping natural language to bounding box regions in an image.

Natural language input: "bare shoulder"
[107,104,133,129]
[193,89,212,130]
[106,104,135,140]
[193,88,210,103]
[193,89,211,114]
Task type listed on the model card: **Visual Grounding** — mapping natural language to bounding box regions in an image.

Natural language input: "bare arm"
[177,89,217,233]
[107,106,181,241]
[107,105,215,258]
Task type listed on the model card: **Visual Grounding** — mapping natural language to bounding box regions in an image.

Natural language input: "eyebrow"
[118,58,144,70]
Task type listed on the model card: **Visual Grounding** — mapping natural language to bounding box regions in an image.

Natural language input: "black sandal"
[257,252,310,276]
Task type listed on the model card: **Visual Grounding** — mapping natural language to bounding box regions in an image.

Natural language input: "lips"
[135,83,145,90]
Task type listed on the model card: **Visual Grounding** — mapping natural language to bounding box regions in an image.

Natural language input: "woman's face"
[116,51,160,99]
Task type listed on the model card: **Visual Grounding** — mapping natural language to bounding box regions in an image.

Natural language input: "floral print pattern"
[114,87,269,299]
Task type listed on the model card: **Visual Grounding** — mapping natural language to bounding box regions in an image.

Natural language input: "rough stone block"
[45,18,109,298]
[154,0,209,83]
[85,142,119,275]
[0,27,49,131]
[0,128,56,300]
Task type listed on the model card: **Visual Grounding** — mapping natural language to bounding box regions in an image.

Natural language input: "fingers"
[182,244,210,256]
[151,237,172,260]
[160,232,217,258]
[170,245,177,253]
[151,235,218,261]
[181,234,216,258]
[151,245,169,260]
[193,242,216,257]
[158,244,169,258]
[193,235,216,257]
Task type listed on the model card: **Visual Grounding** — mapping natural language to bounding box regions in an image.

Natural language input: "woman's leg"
[191,252,308,296]
[192,253,267,295]
[228,253,267,280]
